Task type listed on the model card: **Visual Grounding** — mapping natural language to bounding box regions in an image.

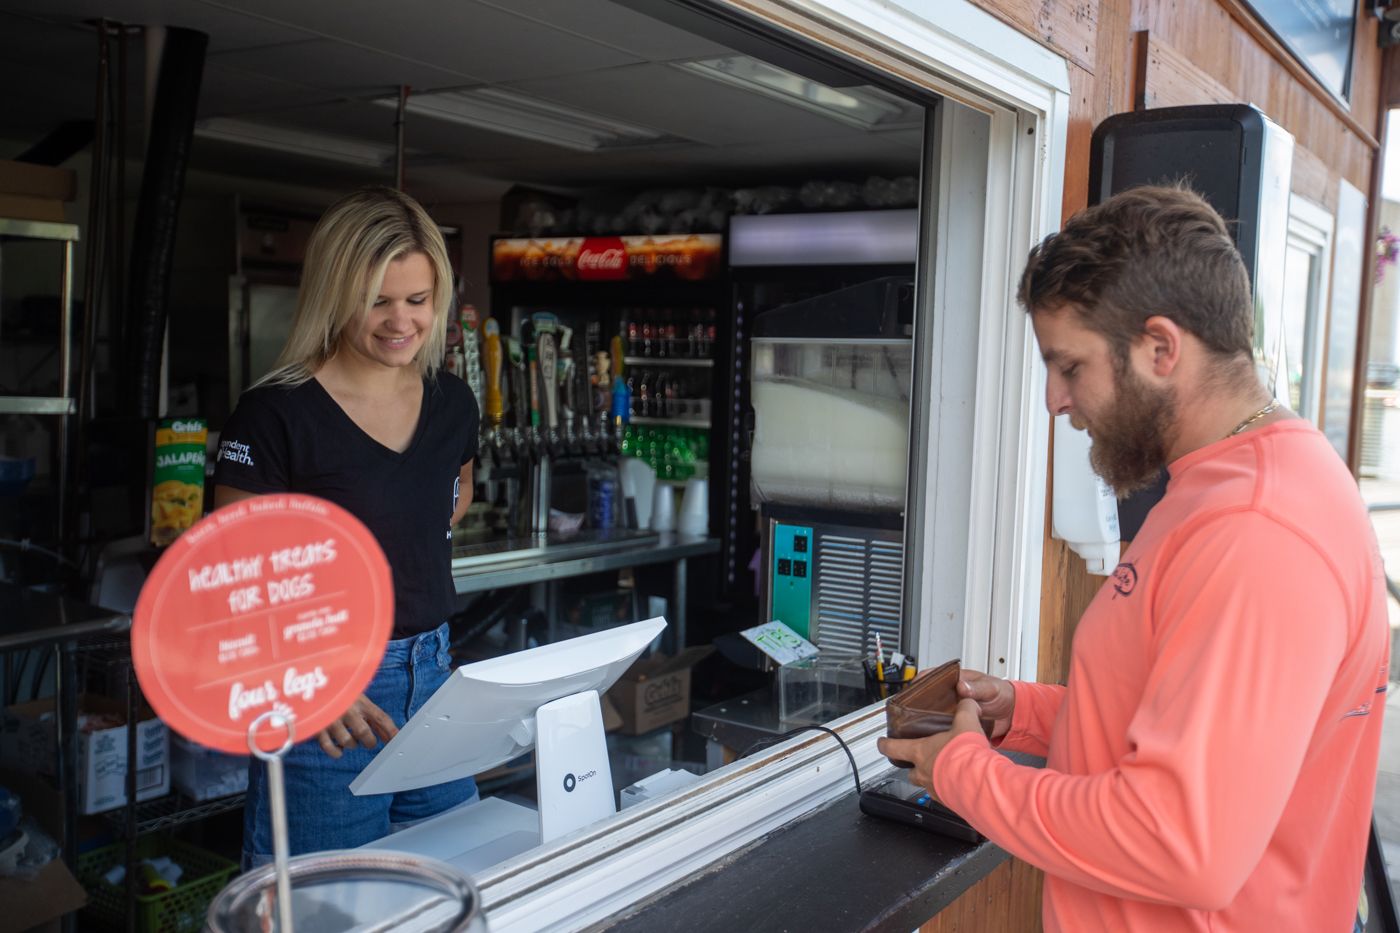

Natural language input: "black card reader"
[859,776,984,844]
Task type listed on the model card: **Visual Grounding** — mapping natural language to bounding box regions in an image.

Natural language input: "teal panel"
[770,523,813,639]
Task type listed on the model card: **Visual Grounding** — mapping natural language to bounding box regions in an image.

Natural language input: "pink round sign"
[131,494,393,754]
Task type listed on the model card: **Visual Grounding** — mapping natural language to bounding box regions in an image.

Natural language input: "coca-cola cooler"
[485,231,730,571]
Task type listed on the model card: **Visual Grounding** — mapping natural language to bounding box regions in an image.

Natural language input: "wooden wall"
[919,856,1044,932]
[970,0,1387,681]
[915,3,1389,930]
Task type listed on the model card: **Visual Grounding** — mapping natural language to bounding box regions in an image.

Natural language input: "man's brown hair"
[1017,184,1254,366]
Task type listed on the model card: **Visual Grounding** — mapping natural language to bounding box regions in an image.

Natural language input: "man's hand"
[959,669,1015,740]
[316,694,398,759]
[876,697,984,793]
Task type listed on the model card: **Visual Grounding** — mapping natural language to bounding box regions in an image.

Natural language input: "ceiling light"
[674,56,918,131]
[194,117,394,169]
[376,88,662,153]
[730,210,919,267]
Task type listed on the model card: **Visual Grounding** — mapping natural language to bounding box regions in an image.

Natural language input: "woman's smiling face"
[342,251,436,371]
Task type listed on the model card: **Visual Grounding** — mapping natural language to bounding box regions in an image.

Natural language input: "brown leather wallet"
[884,659,991,768]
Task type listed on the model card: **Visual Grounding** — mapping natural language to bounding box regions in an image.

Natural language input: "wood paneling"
[995,1,1133,688]
[1291,144,1334,211]
[919,856,1046,932]
[965,0,1385,688]
[937,5,1386,926]
[975,0,1100,73]
[1061,61,1095,219]
[1383,45,1400,110]
[1135,31,1232,109]
[1131,0,1378,193]
[1132,29,1337,211]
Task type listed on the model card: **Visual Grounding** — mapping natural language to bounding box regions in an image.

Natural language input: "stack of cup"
[650,483,675,532]
[677,478,708,537]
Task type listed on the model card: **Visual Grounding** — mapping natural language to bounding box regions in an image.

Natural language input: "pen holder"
[863,654,917,701]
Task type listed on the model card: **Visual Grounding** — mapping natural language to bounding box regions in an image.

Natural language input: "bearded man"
[879,185,1389,933]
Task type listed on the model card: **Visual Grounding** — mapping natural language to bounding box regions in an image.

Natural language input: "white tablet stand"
[350,617,667,872]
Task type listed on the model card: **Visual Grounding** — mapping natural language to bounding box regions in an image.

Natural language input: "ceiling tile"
[213,38,480,95]
[471,0,732,62]
[510,64,883,147]
[213,0,643,82]
[198,62,341,116]
[456,132,922,190]
[253,101,573,162]
[2,0,316,52]
[2,0,931,204]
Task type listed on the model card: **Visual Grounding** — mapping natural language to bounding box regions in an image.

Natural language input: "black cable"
[739,724,863,797]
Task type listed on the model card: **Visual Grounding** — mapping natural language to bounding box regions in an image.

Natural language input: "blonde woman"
[214,187,479,866]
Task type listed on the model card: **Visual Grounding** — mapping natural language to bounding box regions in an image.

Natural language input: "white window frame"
[1282,195,1335,423]
[470,2,1070,929]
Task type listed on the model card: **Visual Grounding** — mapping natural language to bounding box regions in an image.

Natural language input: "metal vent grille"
[813,532,903,656]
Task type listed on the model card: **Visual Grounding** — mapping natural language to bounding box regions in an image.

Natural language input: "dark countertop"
[604,782,1009,932]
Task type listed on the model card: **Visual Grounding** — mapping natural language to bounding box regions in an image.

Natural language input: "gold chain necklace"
[1229,398,1279,437]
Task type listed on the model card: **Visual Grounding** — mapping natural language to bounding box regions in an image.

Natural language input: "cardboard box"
[605,646,712,735]
[600,693,624,733]
[171,734,248,802]
[0,160,77,201]
[0,771,87,933]
[1,695,170,815]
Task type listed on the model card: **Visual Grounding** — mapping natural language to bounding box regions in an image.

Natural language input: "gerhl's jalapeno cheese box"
[150,417,207,546]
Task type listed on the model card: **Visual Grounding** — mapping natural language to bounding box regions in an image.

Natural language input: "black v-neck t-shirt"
[214,373,478,637]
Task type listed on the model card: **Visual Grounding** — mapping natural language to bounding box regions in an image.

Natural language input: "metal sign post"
[248,711,296,933]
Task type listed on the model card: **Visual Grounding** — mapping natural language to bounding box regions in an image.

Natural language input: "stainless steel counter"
[450,531,719,646]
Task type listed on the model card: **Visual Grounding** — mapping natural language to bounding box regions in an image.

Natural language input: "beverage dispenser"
[750,276,913,656]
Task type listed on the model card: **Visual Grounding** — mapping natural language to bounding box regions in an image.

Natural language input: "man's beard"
[1078,365,1176,498]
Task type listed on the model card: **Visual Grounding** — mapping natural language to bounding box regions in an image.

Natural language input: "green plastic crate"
[78,836,238,933]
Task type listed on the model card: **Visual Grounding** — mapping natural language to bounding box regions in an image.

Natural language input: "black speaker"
[1087,104,1292,537]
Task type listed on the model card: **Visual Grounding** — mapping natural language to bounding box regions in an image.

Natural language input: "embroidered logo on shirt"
[1111,562,1138,598]
[447,475,460,541]
[217,439,255,466]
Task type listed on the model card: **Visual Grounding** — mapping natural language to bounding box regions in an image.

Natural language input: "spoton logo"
[563,769,598,793]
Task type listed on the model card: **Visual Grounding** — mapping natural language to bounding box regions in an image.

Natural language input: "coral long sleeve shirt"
[935,420,1389,932]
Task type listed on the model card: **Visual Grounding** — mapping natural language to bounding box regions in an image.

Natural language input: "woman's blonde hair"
[256,186,454,387]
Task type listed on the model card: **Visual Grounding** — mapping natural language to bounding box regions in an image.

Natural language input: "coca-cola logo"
[577,238,628,280]
[578,247,624,270]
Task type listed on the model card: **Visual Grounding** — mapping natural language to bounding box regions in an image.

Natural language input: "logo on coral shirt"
[1111,562,1138,598]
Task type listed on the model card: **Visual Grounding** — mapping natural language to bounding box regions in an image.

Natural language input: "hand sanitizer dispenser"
[1051,415,1120,574]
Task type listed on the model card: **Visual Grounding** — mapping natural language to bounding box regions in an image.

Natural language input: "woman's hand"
[316,694,398,759]
[958,669,1015,739]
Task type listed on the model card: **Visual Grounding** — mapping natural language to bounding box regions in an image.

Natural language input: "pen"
[875,633,886,698]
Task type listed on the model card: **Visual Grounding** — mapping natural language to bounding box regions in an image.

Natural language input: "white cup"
[650,483,675,532]
[677,478,708,537]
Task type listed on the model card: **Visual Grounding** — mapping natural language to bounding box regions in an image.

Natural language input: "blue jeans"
[242,623,478,868]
